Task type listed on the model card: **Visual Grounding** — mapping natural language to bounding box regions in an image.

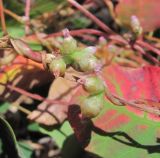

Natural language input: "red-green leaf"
[70,64,160,158]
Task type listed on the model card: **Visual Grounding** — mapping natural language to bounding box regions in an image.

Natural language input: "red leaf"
[0,56,52,103]
[116,0,160,31]
[101,64,160,120]
[85,65,160,157]
[70,64,160,147]
[103,64,160,102]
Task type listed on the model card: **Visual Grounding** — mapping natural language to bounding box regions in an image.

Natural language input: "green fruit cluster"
[59,36,99,73]
[47,36,77,76]
[11,35,106,119]
[60,36,77,55]
[47,35,105,118]
[48,36,99,76]
[80,76,105,118]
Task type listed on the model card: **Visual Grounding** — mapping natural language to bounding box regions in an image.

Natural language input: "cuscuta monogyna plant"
[9,29,160,119]
[1,1,160,151]
[10,29,106,118]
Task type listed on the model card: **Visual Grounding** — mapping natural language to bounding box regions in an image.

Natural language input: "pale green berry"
[49,58,66,76]
[78,55,99,72]
[70,47,96,60]
[60,36,77,55]
[72,53,99,72]
[70,47,99,72]
[82,46,97,55]
[80,93,104,118]
[83,76,105,94]
[130,15,143,36]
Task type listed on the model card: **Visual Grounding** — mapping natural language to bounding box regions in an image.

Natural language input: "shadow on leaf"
[93,125,160,154]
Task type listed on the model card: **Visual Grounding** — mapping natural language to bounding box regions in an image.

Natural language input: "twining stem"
[112,94,160,116]
[0,0,7,34]
[103,0,116,20]
[98,73,160,116]
[68,0,115,34]
[1,77,160,116]
[0,82,70,106]
[136,40,160,56]
[145,35,160,43]
[133,44,159,64]
[45,29,105,38]
[67,0,160,63]
[17,105,31,115]
[25,0,31,34]
[4,8,23,23]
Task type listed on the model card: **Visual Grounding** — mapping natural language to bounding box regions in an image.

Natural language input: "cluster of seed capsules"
[11,33,106,119]
[45,34,106,119]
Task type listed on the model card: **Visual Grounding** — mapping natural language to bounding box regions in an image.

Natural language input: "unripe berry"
[60,36,77,55]
[130,15,143,37]
[49,58,66,76]
[79,55,99,72]
[82,46,97,55]
[83,76,105,94]
[72,51,99,72]
[80,93,104,118]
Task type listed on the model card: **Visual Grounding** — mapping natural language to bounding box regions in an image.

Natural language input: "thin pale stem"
[17,105,31,115]
[4,8,23,23]
[103,0,116,20]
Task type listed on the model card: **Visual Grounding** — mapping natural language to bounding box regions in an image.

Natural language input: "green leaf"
[0,102,10,114]
[28,43,43,51]
[18,141,34,158]
[7,24,25,38]
[0,116,24,158]
[4,0,24,15]
[40,121,73,148]
[30,0,66,17]
[70,15,91,29]
[27,122,41,132]
[85,65,160,158]
[86,100,160,158]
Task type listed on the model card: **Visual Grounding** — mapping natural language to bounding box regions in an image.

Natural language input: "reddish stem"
[112,94,160,116]
[0,82,70,106]
[45,29,105,39]
[68,0,115,34]
[97,72,160,115]
[133,45,159,64]
[136,40,160,56]
[67,0,160,62]
[25,0,31,34]
[109,35,128,45]
[0,0,7,34]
